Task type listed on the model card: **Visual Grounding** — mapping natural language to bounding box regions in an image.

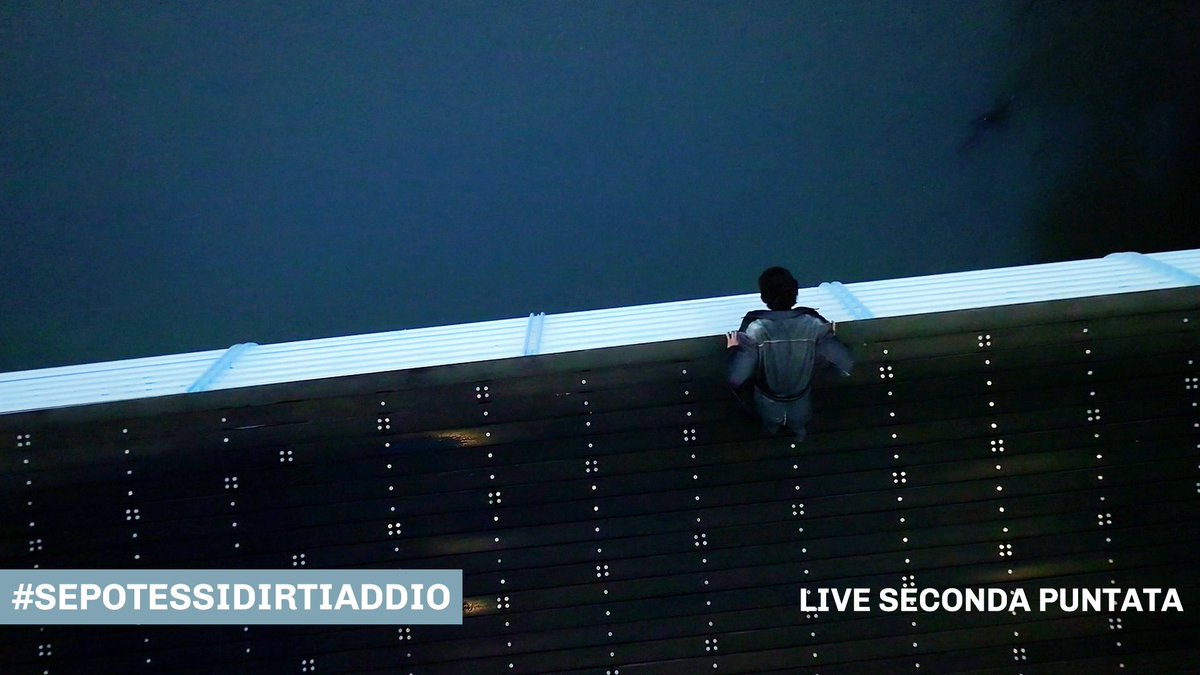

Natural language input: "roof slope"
[2,278,1196,671]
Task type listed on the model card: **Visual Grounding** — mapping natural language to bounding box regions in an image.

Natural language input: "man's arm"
[817,326,855,376]
[726,330,757,388]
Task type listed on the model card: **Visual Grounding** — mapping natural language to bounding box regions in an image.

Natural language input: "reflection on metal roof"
[2,249,1198,415]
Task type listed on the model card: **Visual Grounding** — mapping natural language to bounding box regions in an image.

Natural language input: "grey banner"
[0,569,462,625]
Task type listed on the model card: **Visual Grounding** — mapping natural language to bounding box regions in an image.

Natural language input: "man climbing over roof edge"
[726,266,855,438]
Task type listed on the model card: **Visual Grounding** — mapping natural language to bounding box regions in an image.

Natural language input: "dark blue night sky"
[3,1,1197,371]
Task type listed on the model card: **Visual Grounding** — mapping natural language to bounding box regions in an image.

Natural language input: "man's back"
[741,310,836,400]
[728,308,853,437]
[726,265,855,437]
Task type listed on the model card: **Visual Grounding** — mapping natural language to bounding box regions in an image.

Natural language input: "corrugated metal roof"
[1153,250,1200,276]
[0,350,226,414]
[2,249,1197,415]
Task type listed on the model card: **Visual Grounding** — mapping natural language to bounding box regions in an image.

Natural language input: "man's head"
[758,266,798,311]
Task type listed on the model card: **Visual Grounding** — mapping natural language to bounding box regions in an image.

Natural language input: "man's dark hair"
[758,266,799,311]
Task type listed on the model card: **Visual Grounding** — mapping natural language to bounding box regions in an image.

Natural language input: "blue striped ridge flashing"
[523,313,546,356]
[819,281,875,320]
[3,248,1198,416]
[1106,252,1200,286]
[186,342,259,394]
